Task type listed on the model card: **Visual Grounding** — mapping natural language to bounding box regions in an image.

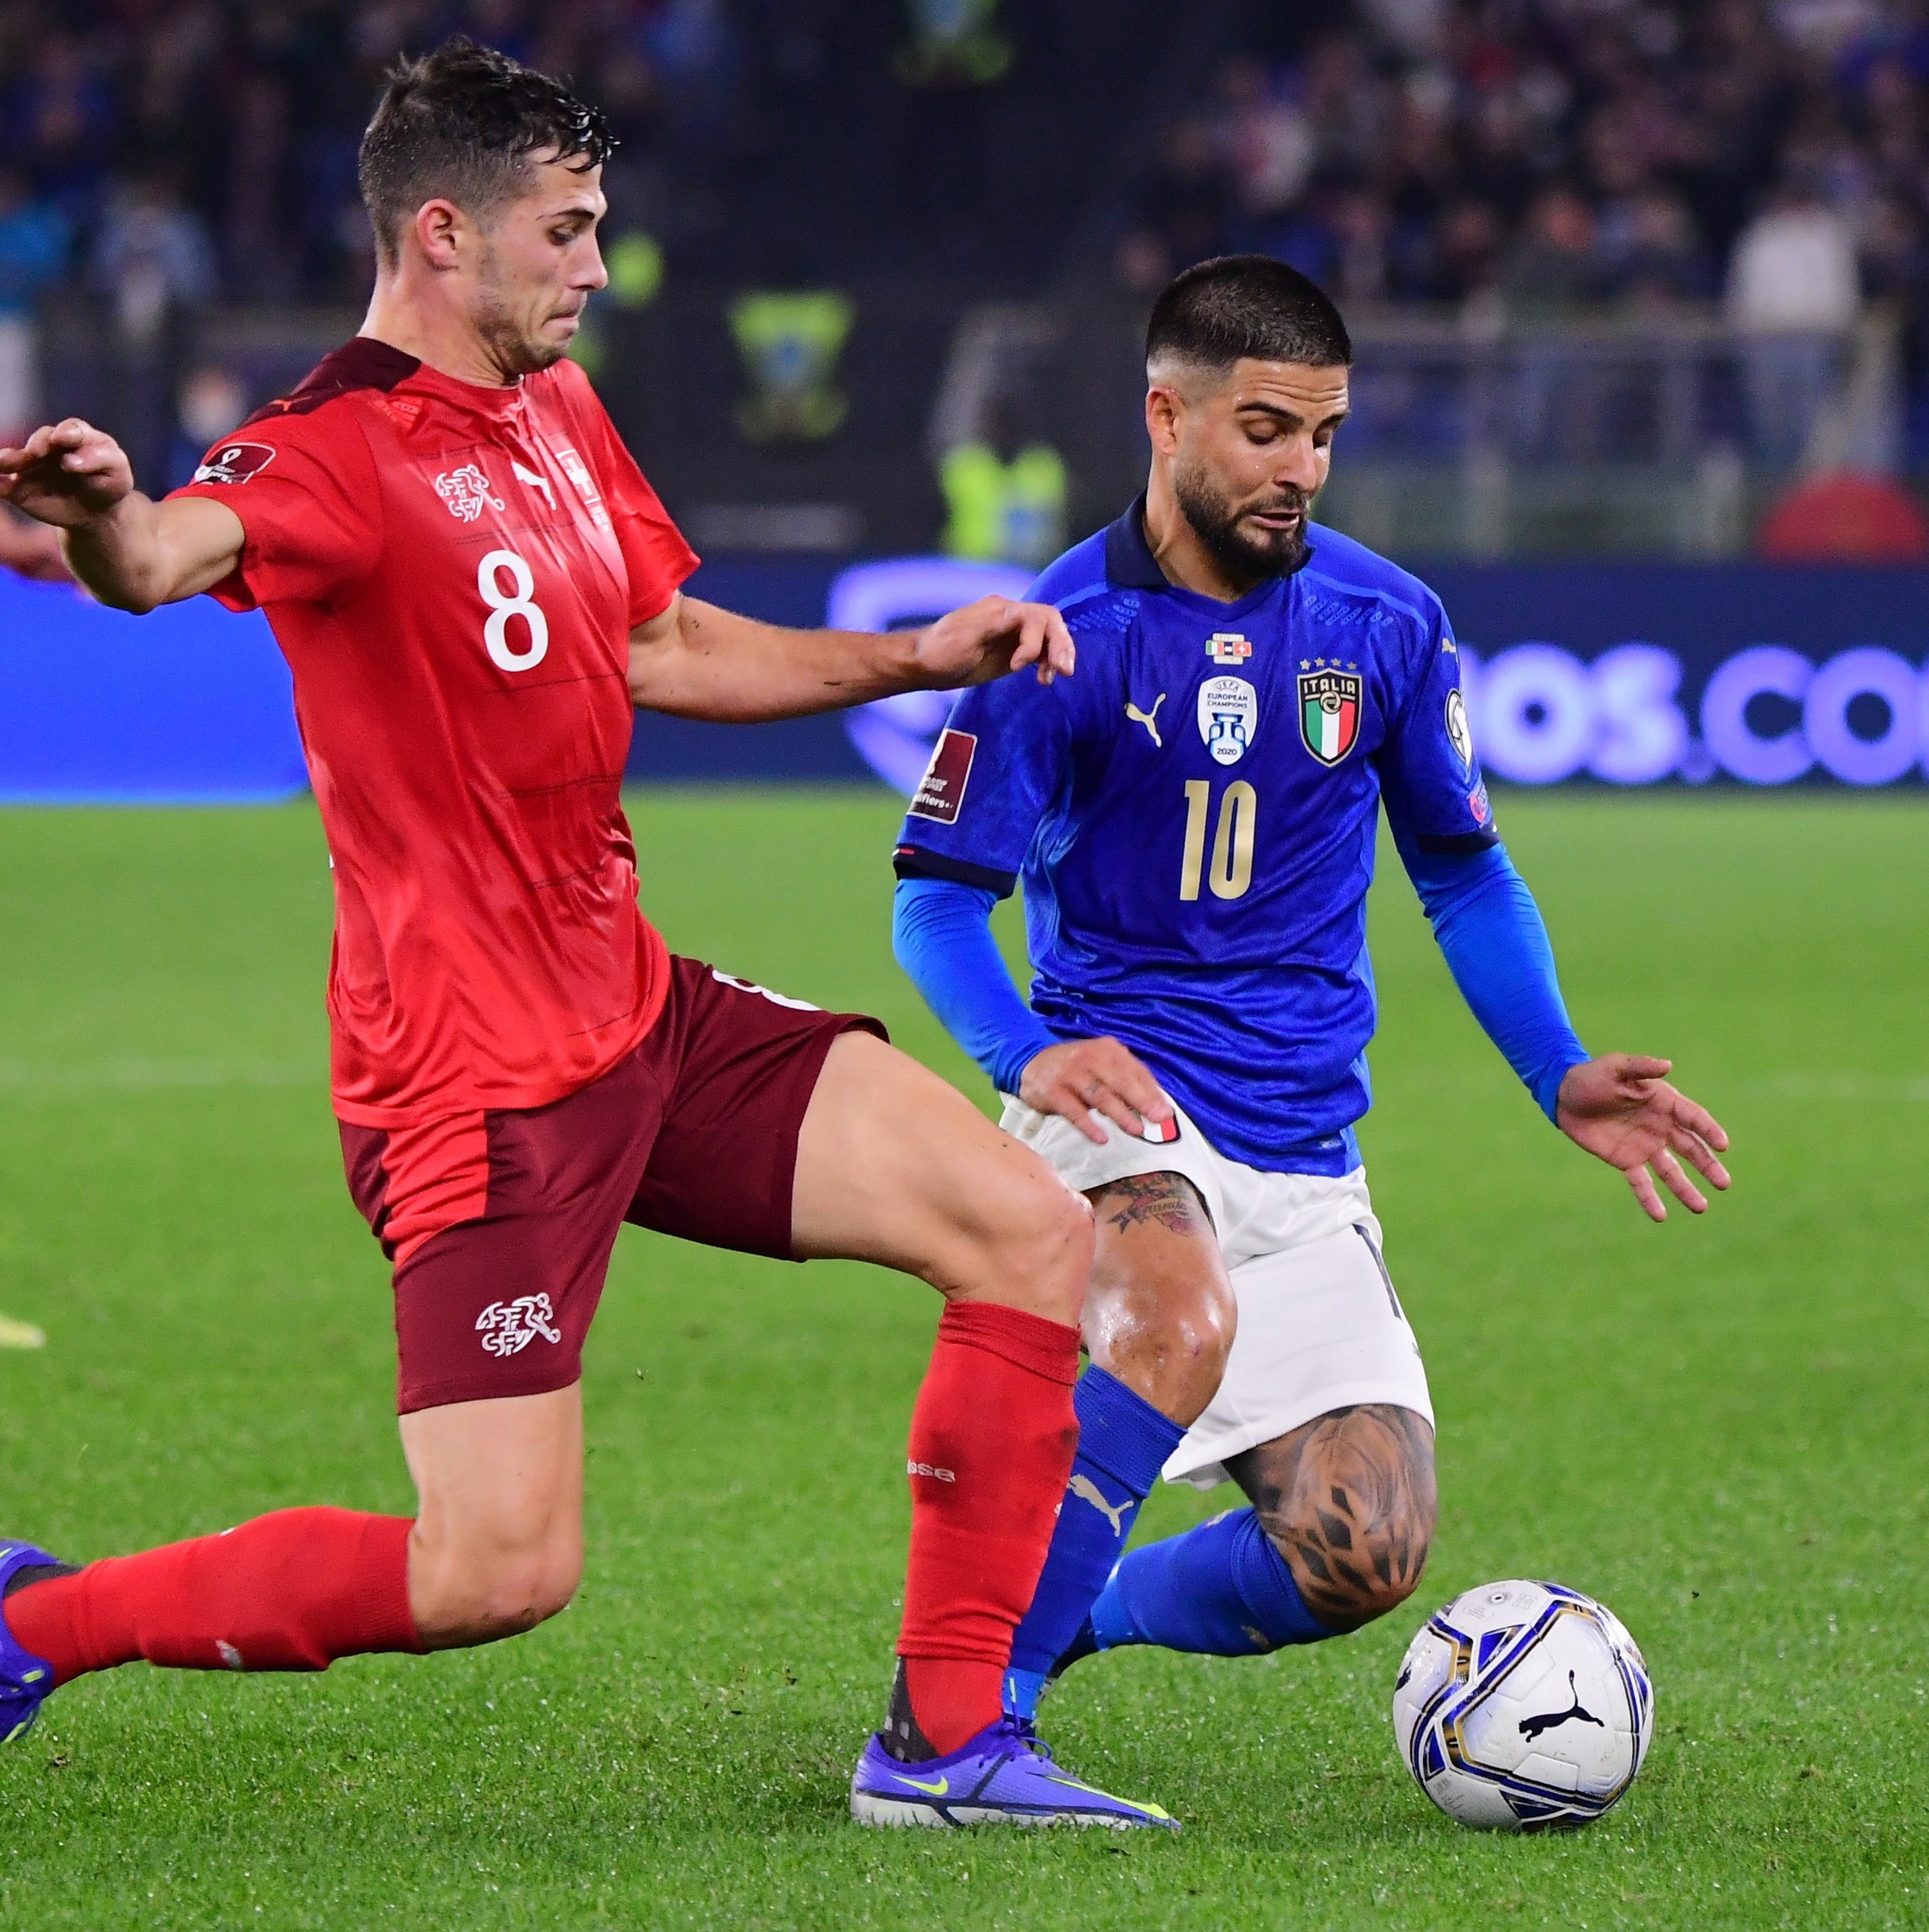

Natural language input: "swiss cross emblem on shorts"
[1297,668,1363,767]
[475,1294,562,1357]
[434,464,505,523]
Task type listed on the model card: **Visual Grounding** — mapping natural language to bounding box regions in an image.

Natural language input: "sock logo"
[1069,1473,1129,1537]
[906,1461,956,1482]
[476,1294,563,1357]
[216,1640,245,1671]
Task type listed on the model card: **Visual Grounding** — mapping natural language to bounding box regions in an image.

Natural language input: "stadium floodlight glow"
[1802,646,1920,786]
[831,556,1035,794]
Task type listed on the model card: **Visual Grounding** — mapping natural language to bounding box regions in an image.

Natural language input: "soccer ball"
[1392,1579,1654,1831]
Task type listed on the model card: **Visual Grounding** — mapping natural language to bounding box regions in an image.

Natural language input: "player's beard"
[1173,459,1311,581]
[473,247,572,379]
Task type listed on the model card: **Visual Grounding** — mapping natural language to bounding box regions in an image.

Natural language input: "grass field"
[0,787,1924,1930]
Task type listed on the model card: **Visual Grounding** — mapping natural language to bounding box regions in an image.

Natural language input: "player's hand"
[1020,1037,1175,1146]
[0,419,137,528]
[1555,1054,1730,1222]
[916,595,1076,689]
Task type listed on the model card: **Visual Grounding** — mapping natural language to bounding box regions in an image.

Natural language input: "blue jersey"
[892,499,1496,1173]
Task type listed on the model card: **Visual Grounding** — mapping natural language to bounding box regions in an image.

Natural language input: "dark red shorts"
[340,956,885,1414]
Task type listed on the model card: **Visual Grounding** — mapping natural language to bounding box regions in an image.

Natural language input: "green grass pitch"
[0,788,1924,1929]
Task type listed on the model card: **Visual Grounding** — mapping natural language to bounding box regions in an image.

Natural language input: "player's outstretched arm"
[0,419,243,613]
[1556,1054,1731,1223]
[627,592,1076,722]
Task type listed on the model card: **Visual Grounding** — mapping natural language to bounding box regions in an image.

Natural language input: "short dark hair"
[1145,255,1352,376]
[358,37,616,266]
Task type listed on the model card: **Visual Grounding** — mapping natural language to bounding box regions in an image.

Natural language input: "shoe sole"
[850,1790,1169,1830]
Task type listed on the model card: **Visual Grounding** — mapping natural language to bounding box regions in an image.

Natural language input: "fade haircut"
[358,37,616,268]
[1145,255,1352,382]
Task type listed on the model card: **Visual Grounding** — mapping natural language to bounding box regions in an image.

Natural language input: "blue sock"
[1088,1505,1333,1656]
[1004,1367,1184,1720]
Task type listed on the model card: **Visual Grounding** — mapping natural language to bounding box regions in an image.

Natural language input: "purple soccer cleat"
[849,1715,1177,1830]
[0,1541,61,1746]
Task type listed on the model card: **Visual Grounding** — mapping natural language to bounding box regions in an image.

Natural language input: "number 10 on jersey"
[1179,779,1256,902]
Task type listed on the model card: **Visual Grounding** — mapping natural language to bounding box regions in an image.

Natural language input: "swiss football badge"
[191,441,275,486]
[1298,668,1362,766]
[434,464,505,523]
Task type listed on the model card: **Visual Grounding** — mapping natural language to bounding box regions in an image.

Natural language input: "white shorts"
[1000,1094,1433,1490]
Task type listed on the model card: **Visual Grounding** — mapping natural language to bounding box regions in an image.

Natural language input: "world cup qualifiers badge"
[1205,632,1252,664]
[1297,667,1363,767]
[1196,676,1258,766]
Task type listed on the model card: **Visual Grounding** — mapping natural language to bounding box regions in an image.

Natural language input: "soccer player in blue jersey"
[886,257,1733,1779]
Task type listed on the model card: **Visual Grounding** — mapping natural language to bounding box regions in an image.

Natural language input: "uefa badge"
[1297,668,1362,767]
[1205,632,1252,665]
[1196,675,1257,766]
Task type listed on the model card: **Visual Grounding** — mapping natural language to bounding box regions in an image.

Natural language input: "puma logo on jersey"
[1125,694,1166,747]
[434,464,505,522]
[512,459,556,508]
[1069,1473,1129,1536]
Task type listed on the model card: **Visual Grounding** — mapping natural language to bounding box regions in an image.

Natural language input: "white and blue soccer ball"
[1392,1579,1654,1831]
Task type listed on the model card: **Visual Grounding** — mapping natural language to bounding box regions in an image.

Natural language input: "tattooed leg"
[1081,1171,1236,1428]
[1224,1404,1437,1634]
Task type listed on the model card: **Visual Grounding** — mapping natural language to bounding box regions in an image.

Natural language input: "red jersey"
[171,340,698,1127]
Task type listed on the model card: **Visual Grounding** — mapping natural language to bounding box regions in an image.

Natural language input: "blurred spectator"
[1727,176,1861,462]
[165,365,250,492]
[1502,185,1606,319]
[1608,190,1715,310]
[0,167,70,444]
[93,175,215,347]
[1430,197,1504,307]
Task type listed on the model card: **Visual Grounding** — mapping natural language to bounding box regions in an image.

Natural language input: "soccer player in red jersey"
[0,40,1174,1828]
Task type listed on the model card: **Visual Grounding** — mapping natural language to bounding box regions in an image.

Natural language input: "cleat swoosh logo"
[893,1772,950,1795]
[1041,1773,1171,1818]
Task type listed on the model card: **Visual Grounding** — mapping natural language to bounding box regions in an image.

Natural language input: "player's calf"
[1049,1402,1435,1673]
[1226,1402,1437,1634]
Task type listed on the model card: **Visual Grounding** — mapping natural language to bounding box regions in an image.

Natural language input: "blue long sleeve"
[1402,842,1589,1122]
[893,876,1059,1098]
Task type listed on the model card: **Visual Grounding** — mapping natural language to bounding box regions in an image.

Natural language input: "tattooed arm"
[1226,1404,1437,1632]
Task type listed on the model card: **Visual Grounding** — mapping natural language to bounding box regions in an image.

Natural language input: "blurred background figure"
[1727,172,1861,467]
[165,365,250,492]
[0,167,68,448]
[5,0,1929,557]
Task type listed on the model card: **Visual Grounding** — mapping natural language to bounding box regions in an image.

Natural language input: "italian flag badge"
[1298,669,1363,766]
[1138,1115,1180,1145]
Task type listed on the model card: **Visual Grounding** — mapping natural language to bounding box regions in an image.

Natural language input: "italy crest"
[1298,668,1363,766]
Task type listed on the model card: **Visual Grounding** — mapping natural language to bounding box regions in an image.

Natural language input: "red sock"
[6,1508,421,1685]
[898,1299,1080,1754]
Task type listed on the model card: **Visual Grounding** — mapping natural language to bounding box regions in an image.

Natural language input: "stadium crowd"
[8,1,1929,499]
[1118,1,1929,336]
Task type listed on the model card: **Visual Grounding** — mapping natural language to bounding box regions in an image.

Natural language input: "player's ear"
[1145,384,1183,455]
[413,199,466,273]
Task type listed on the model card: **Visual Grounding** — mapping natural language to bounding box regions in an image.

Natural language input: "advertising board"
[2,555,1926,800]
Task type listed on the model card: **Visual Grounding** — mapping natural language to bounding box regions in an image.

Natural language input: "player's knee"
[463,1546,581,1638]
[416,1532,581,1645]
[975,1157,1094,1324]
